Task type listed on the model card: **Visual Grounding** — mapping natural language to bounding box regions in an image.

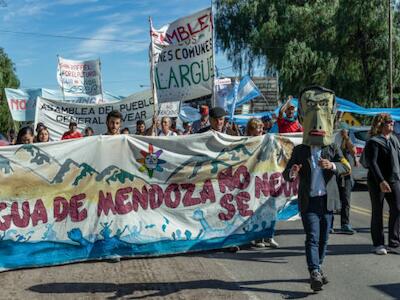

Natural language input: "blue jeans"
[301,195,333,273]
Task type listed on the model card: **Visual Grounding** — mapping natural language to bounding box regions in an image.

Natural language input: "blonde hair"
[369,113,392,137]
[246,118,263,136]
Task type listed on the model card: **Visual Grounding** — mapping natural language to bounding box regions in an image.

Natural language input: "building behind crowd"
[183,76,279,114]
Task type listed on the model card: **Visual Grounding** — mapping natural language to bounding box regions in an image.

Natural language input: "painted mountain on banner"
[52,158,99,186]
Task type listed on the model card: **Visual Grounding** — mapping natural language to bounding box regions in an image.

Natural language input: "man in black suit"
[283,86,351,292]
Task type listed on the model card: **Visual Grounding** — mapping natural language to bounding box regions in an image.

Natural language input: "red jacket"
[61,131,83,140]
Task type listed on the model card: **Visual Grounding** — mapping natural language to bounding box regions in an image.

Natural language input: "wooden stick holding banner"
[98,58,104,103]
[149,16,159,136]
[57,54,66,102]
[210,3,216,108]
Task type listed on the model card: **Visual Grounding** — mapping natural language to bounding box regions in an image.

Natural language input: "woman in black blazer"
[366,113,400,255]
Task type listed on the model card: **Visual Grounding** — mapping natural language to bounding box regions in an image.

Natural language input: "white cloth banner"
[57,57,102,96]
[151,7,214,103]
[35,90,154,140]
[41,88,122,104]
[0,132,298,272]
[4,88,123,122]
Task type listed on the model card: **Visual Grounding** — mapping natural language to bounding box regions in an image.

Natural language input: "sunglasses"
[384,120,394,125]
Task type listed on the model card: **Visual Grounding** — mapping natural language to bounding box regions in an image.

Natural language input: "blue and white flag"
[229,79,240,119]
[225,75,262,114]
[235,75,262,107]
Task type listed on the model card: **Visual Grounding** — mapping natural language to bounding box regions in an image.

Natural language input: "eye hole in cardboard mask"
[307,100,316,107]
[320,99,329,107]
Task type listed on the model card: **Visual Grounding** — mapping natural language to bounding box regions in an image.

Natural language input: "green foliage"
[0,47,20,134]
[216,0,398,106]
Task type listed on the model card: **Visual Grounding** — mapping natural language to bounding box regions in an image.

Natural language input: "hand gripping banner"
[0,132,298,272]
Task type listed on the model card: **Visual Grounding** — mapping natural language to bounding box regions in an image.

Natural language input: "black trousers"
[367,176,400,248]
[338,176,353,226]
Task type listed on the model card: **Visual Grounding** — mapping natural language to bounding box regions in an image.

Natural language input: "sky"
[0,0,254,97]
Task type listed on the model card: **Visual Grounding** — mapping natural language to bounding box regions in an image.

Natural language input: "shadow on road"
[371,283,400,298]
[198,243,374,264]
[28,279,314,299]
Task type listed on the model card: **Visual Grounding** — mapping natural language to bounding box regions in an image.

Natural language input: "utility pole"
[389,0,393,108]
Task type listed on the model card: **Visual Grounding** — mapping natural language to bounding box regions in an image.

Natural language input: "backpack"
[359,141,370,169]
[360,136,400,169]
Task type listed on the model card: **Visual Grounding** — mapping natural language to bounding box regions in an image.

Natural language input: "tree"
[215,0,399,106]
[0,47,20,134]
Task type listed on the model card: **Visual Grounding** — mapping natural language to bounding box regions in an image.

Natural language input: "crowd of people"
[1,94,399,292]
[4,100,305,145]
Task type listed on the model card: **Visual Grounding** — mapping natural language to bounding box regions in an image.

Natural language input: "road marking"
[351,205,389,221]
[352,205,389,218]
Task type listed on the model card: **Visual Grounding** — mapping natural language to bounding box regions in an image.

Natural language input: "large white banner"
[35,90,154,140]
[151,7,214,103]
[41,88,122,104]
[4,88,123,122]
[0,132,298,272]
[57,57,102,96]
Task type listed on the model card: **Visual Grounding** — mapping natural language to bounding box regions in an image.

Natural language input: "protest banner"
[41,88,122,104]
[4,88,122,122]
[0,132,298,272]
[4,88,42,122]
[150,7,214,103]
[35,90,154,140]
[215,78,233,109]
[57,56,102,96]
[158,101,181,117]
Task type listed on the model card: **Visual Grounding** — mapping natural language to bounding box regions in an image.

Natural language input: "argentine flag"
[226,75,262,116]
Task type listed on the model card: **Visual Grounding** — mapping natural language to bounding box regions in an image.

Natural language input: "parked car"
[334,126,370,182]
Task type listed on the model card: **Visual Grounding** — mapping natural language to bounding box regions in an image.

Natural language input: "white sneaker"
[265,238,279,248]
[374,245,387,255]
[252,240,266,248]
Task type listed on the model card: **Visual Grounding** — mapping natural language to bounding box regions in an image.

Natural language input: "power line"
[0,29,148,44]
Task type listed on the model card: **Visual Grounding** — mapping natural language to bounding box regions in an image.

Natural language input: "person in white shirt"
[158,117,177,137]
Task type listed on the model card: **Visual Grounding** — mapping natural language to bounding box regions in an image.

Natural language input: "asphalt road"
[1,183,399,300]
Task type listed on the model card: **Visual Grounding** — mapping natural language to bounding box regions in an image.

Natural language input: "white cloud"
[72,4,111,16]
[16,58,35,67]
[74,24,147,58]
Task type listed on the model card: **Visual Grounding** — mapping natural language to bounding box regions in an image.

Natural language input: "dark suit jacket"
[283,144,351,213]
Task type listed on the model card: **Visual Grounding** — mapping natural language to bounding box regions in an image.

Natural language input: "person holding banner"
[246,118,279,248]
[104,110,122,136]
[283,86,350,292]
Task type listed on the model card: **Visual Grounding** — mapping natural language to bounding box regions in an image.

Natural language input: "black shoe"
[310,270,323,291]
[320,270,329,284]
